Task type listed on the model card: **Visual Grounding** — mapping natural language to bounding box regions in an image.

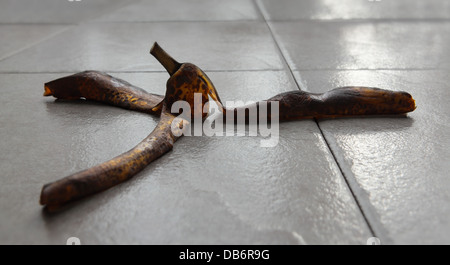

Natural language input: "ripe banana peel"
[40,42,416,211]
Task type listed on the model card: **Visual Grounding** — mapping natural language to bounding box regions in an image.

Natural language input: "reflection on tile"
[294,70,450,244]
[0,0,134,24]
[271,21,450,70]
[0,22,283,72]
[97,0,260,22]
[0,25,67,61]
[0,71,371,244]
[259,0,450,20]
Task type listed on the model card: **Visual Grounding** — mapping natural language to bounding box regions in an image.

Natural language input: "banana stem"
[150,42,181,76]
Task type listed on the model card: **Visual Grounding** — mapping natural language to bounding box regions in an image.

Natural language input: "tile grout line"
[0,22,76,26]
[314,121,382,241]
[0,0,140,64]
[254,0,381,242]
[314,126,394,244]
[3,18,448,25]
[0,68,441,74]
[0,26,73,63]
[0,69,286,74]
[293,68,441,71]
[252,0,303,92]
[87,19,265,24]
[267,18,450,23]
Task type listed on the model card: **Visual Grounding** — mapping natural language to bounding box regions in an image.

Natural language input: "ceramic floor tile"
[96,0,261,22]
[0,25,68,61]
[270,21,450,70]
[0,0,135,24]
[294,69,450,244]
[0,22,283,73]
[258,0,450,20]
[0,71,372,244]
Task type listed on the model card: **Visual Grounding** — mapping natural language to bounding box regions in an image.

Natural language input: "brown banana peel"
[40,42,416,211]
[44,70,164,115]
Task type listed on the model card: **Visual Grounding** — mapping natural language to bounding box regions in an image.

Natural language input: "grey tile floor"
[0,0,448,245]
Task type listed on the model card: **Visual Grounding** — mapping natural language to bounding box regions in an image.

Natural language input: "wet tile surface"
[0,22,283,72]
[0,0,133,24]
[0,25,68,61]
[0,72,370,244]
[294,70,450,244]
[270,21,450,70]
[258,0,450,20]
[97,0,261,22]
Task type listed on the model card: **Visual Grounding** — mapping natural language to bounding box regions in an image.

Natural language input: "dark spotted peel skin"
[270,86,416,120]
[165,63,224,119]
[224,87,415,122]
[40,105,184,210]
[44,71,164,115]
